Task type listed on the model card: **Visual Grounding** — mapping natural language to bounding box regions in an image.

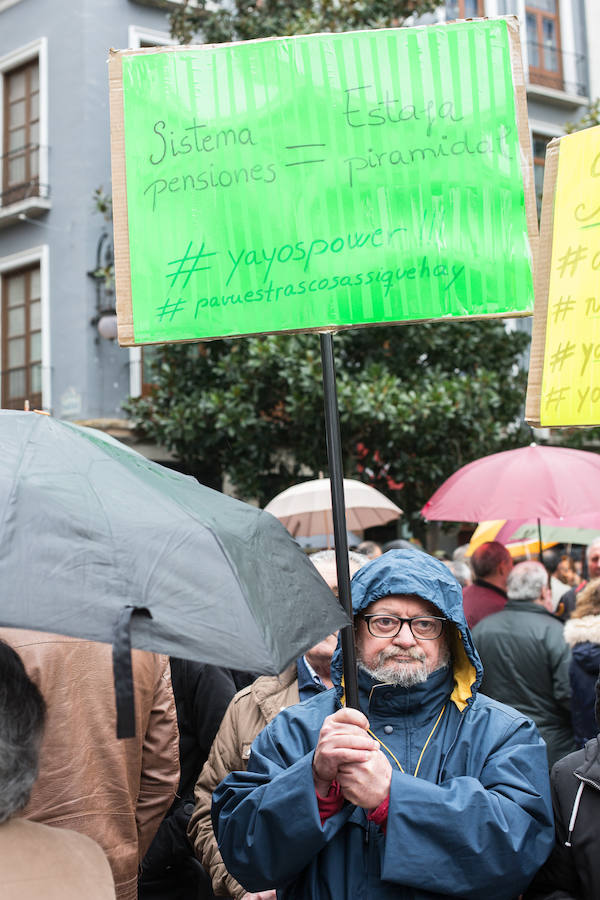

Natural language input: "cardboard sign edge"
[108,50,135,347]
[506,16,539,290]
[122,309,532,348]
[525,138,560,426]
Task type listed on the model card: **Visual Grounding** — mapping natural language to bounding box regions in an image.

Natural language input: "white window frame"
[129,346,142,398]
[0,37,50,218]
[128,25,177,50]
[0,243,51,410]
[441,0,489,22]
[529,121,563,191]
[558,0,578,98]
[529,119,563,141]
[127,27,176,396]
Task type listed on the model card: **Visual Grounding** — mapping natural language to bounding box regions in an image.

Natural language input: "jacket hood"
[331,549,482,711]
[565,615,600,651]
[569,637,600,674]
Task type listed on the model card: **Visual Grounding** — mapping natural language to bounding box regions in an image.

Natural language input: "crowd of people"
[1,537,600,898]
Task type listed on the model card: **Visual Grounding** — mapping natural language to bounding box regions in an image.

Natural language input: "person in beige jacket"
[0,637,116,900]
[188,550,367,899]
[0,628,180,900]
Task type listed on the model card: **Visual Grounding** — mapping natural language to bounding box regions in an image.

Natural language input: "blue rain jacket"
[213,550,554,899]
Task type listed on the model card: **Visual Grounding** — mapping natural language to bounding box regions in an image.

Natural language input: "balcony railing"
[0,366,42,412]
[527,41,588,98]
[1,143,49,207]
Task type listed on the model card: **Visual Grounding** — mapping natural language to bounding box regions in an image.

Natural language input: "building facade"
[0,0,175,436]
[0,0,597,438]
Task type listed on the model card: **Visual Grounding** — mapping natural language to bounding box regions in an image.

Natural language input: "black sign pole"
[319,332,360,709]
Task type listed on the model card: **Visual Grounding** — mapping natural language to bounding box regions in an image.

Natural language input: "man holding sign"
[212,550,554,899]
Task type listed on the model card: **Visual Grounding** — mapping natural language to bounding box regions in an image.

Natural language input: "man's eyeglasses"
[362,614,445,640]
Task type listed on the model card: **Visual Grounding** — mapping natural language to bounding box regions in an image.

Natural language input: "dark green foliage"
[565,98,600,134]
[126,321,531,534]
[170,0,442,45]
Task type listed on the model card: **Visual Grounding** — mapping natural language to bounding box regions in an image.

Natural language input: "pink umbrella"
[421,444,600,522]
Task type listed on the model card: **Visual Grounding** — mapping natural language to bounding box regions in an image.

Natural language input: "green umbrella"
[0,411,348,734]
[509,521,600,547]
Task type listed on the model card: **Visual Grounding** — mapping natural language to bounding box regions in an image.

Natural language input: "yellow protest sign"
[526,125,600,426]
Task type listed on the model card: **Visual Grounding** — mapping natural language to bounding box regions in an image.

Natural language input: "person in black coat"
[472,560,573,768]
[139,661,258,900]
[525,674,600,899]
[563,578,600,748]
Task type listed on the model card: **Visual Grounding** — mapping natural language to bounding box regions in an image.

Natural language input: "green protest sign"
[109,17,536,345]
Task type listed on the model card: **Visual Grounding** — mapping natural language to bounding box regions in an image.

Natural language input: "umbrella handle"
[112,605,153,739]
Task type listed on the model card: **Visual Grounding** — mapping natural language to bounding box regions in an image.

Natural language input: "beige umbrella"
[264,478,402,538]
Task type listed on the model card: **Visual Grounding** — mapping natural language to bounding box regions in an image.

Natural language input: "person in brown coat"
[0,638,116,900]
[0,628,180,900]
[188,550,367,900]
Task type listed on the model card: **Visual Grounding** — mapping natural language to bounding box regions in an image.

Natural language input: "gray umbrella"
[0,411,348,733]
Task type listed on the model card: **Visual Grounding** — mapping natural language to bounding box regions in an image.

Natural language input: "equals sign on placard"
[283,144,326,167]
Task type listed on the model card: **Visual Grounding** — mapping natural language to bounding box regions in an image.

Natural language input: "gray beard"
[357,643,451,688]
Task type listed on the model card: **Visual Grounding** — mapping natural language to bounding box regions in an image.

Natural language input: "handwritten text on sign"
[117,20,534,344]
[539,126,600,426]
